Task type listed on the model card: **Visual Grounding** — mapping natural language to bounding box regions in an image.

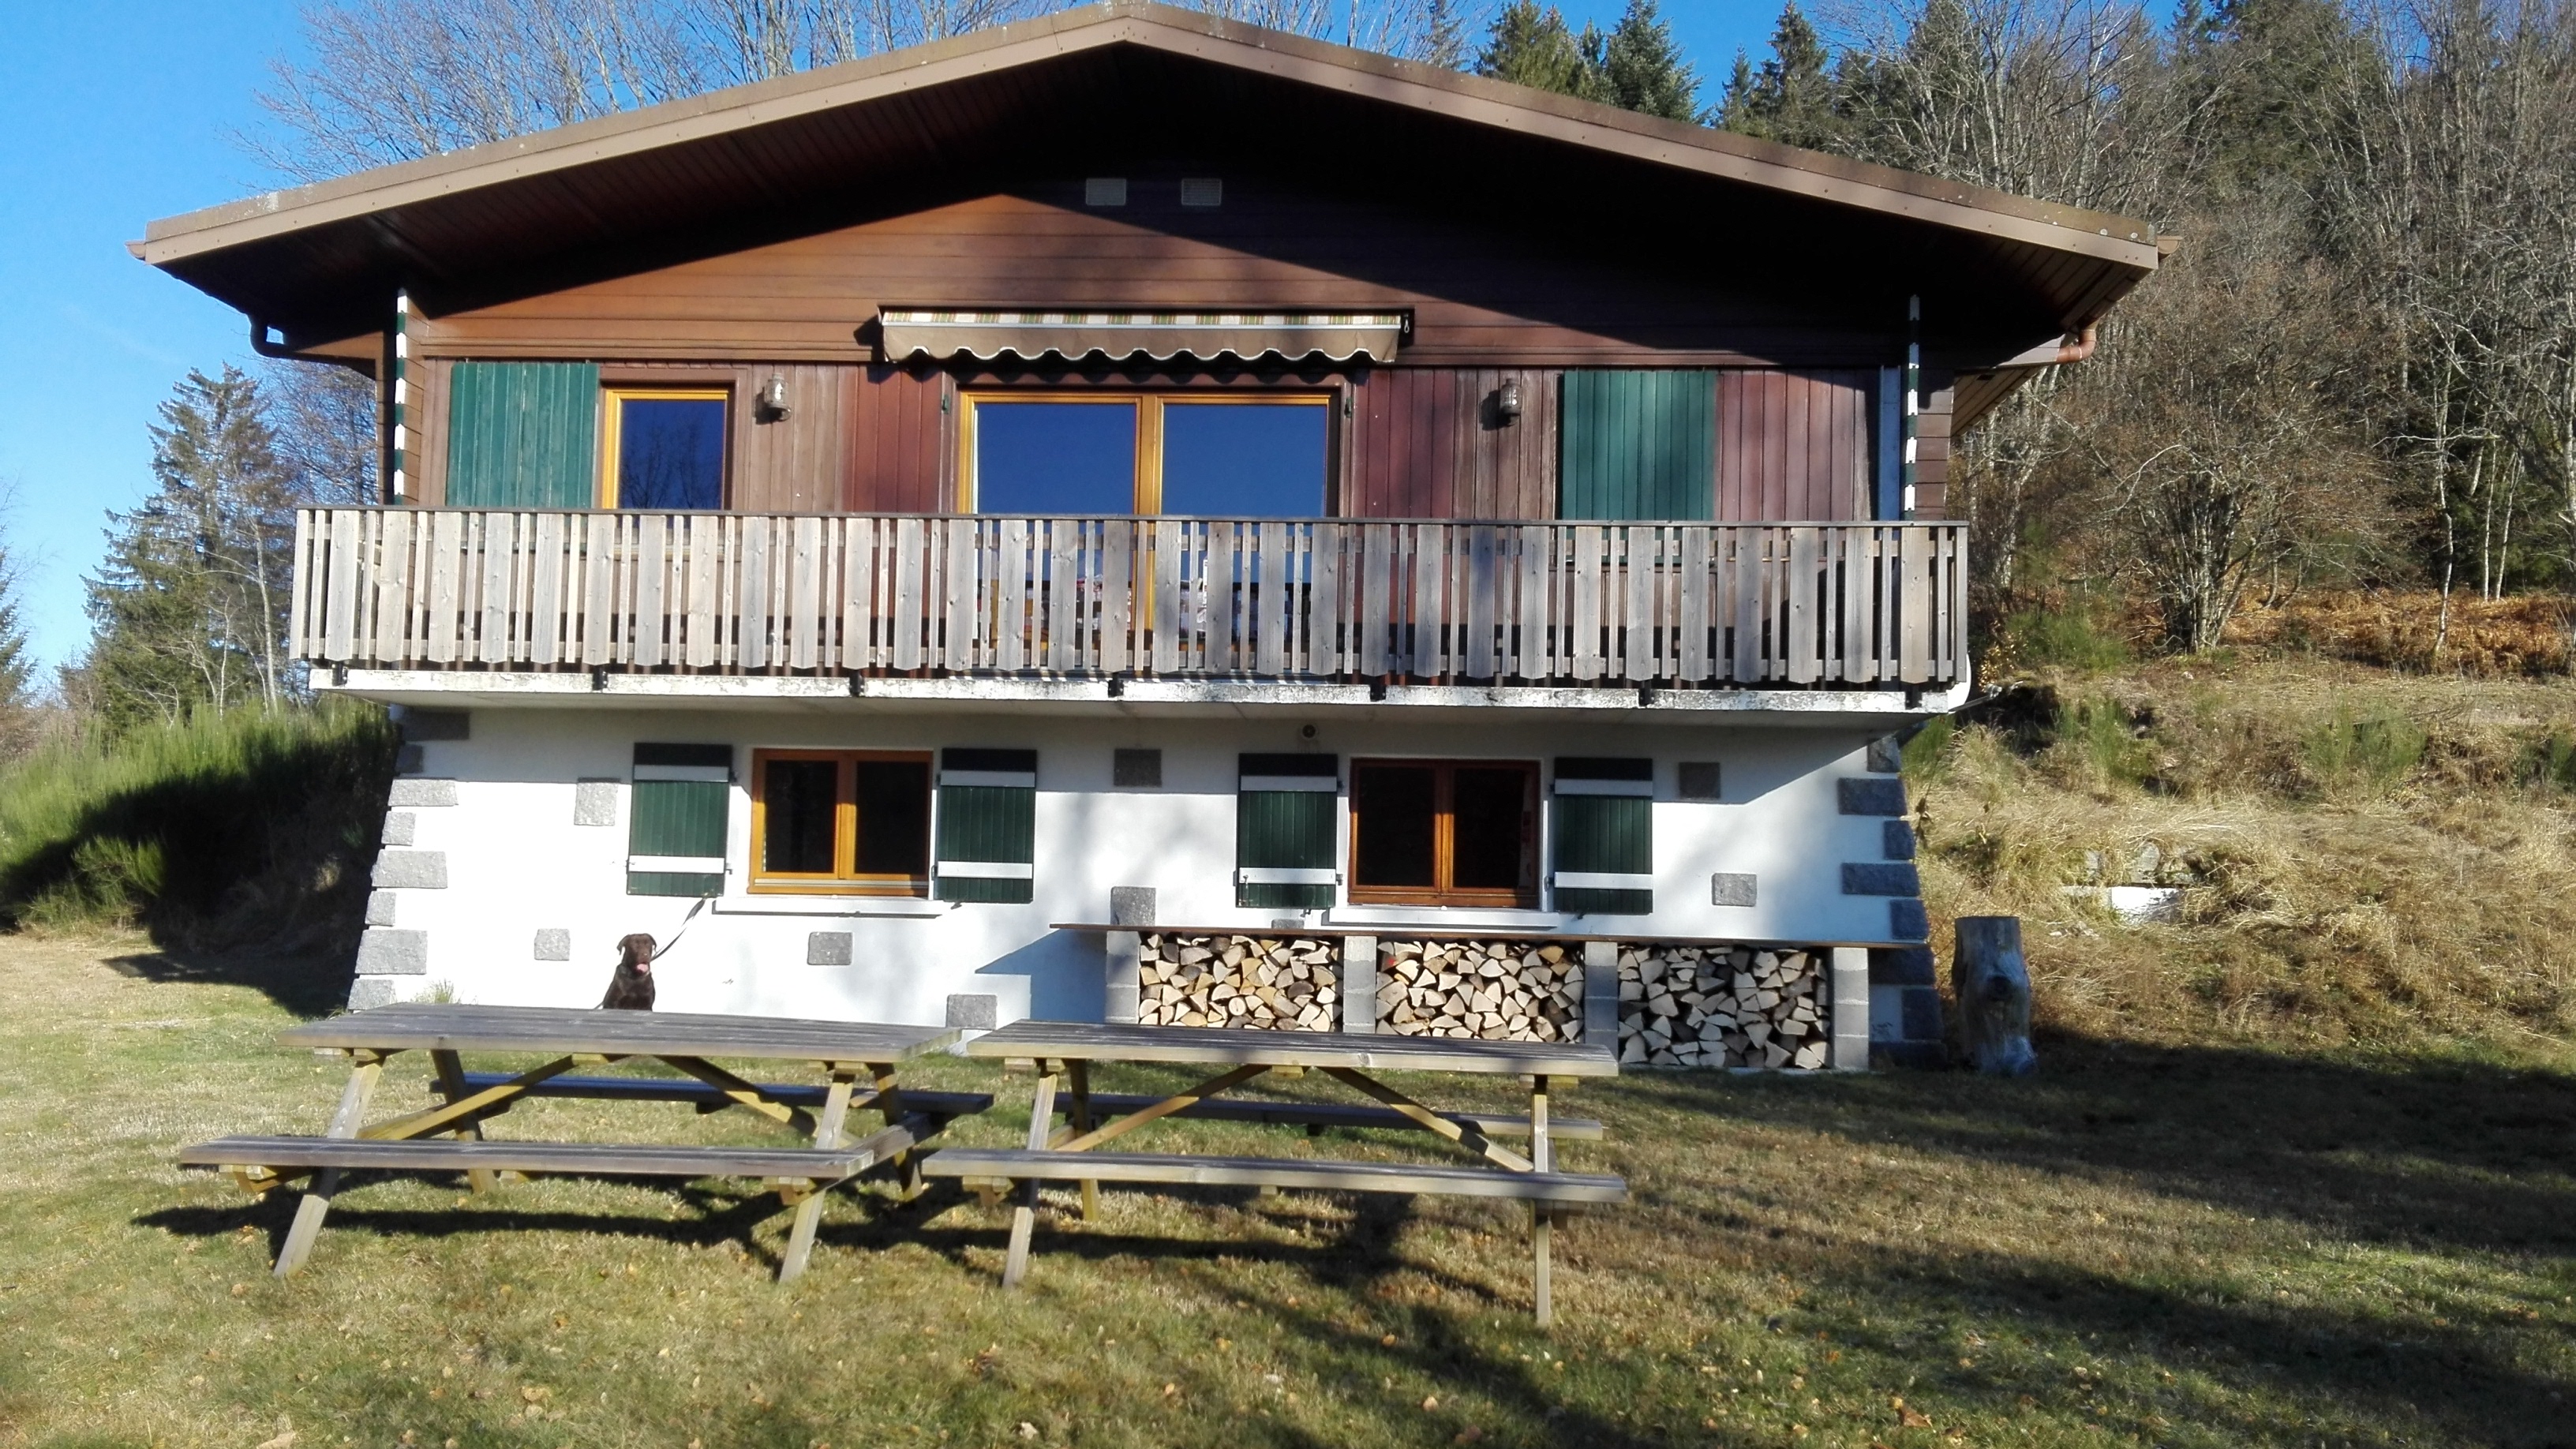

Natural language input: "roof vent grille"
[1179,177,1223,208]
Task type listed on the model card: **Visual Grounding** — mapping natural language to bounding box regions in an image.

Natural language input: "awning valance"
[877,309,1406,364]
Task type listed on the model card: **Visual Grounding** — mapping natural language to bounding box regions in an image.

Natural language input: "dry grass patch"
[2,931,2571,1447]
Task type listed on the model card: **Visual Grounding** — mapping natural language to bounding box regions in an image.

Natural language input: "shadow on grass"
[105,946,356,1020]
[1618,1032,2576,1257]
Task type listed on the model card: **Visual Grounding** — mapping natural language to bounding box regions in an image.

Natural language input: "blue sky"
[0,0,1780,684]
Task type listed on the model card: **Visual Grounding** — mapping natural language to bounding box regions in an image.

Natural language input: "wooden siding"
[1913,383,1956,518]
[1715,370,1874,522]
[406,191,1906,370]
[1346,369,1555,520]
[844,365,949,512]
[734,364,847,513]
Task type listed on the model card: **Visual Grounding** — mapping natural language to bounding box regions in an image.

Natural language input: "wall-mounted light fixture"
[1496,378,1523,425]
[758,373,791,420]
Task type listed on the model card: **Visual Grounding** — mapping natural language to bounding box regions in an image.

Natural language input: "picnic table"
[919,1021,1627,1324]
[178,1003,983,1281]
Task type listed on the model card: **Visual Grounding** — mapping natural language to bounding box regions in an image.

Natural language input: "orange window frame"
[599,386,732,509]
[955,391,1335,513]
[1347,758,1540,909]
[748,748,932,896]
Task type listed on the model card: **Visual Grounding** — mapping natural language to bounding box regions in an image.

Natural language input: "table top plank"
[280,1003,958,1061]
[960,1020,1618,1077]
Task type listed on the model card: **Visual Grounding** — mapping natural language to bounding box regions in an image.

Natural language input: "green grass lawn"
[1,934,2570,1448]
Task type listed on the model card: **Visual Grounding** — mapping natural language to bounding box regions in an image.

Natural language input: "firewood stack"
[1376,940,1583,1041]
[1619,945,1829,1069]
[1134,934,1340,1030]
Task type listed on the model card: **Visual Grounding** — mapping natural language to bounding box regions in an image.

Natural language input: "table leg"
[1319,1067,1537,1174]
[274,1050,384,1278]
[1531,1076,1553,1327]
[867,1061,925,1202]
[1002,1064,1058,1290]
[779,1069,858,1284]
[429,1050,496,1195]
[1066,1059,1099,1222]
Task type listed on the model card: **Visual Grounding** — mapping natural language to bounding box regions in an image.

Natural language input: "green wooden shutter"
[447,361,600,507]
[1559,371,1716,520]
[1237,754,1339,910]
[627,743,731,897]
[1552,757,1653,915]
[936,748,1036,904]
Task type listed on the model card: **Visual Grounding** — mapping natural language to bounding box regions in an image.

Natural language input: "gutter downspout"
[249,317,296,359]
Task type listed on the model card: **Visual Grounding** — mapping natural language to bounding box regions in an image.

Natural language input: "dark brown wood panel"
[1913,384,1956,518]
[407,193,1914,369]
[409,356,451,507]
[1347,368,1554,519]
[843,365,949,512]
[1715,370,1873,522]
[734,363,846,512]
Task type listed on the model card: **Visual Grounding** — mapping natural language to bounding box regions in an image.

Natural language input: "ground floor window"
[750,749,931,894]
[1349,758,1537,908]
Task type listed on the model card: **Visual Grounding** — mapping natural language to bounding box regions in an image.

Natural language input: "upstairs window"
[1349,758,1537,908]
[963,393,1329,517]
[602,388,728,509]
[750,749,931,895]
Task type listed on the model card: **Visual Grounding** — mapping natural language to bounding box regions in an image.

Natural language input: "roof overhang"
[136,0,2162,365]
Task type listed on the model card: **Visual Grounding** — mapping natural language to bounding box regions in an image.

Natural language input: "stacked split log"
[1135,934,1340,1030]
[1377,940,1582,1041]
[1619,945,1829,1069]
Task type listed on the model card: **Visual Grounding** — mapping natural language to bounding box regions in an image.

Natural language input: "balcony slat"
[293,509,1968,692]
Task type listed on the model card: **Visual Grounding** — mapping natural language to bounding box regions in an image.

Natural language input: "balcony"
[291,509,1969,694]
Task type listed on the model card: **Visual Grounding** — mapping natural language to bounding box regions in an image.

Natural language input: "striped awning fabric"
[877,309,1406,363]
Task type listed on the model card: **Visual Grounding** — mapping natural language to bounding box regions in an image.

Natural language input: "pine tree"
[0,509,28,710]
[1416,0,1470,70]
[1475,0,1603,101]
[1718,2,1842,148]
[84,368,299,725]
[1593,0,1699,122]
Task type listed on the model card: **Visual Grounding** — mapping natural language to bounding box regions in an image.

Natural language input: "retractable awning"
[877,309,1407,364]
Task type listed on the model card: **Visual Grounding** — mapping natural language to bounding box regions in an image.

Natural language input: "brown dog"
[598,933,657,1010]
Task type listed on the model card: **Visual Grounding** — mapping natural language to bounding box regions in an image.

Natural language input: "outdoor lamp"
[1496,379,1523,425]
[759,373,792,419]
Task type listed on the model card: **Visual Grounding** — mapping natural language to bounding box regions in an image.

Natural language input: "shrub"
[0,702,395,951]
[2301,703,2426,792]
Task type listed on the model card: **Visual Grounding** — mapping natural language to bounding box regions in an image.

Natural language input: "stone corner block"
[1837,777,1908,816]
[371,850,450,890]
[1869,945,1938,987]
[1709,871,1758,908]
[573,778,621,827]
[945,993,999,1031]
[355,928,429,975]
[534,927,572,962]
[1889,897,1931,942]
[806,931,853,966]
[1882,819,1917,861]
[1108,886,1157,927]
[387,777,459,808]
[1842,862,1922,897]
[364,890,399,928]
[1866,735,1904,773]
[379,811,417,848]
[346,976,402,1011]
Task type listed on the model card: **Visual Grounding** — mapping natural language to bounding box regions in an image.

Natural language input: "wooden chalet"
[137,0,2160,1067]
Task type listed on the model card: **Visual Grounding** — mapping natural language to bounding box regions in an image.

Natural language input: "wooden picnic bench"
[919,1021,1626,1324]
[176,1003,974,1282]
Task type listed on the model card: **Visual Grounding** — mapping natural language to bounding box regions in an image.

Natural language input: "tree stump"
[1953,916,2036,1076]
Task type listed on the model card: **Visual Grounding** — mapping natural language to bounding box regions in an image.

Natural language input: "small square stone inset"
[1677,762,1721,800]
[1709,872,1758,907]
[574,779,620,827]
[1113,749,1163,788]
[1109,886,1156,926]
[806,932,853,966]
[945,994,999,1030]
[533,928,571,962]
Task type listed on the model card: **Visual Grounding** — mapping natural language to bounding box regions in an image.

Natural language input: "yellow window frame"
[956,391,1333,514]
[599,386,733,509]
[749,748,934,897]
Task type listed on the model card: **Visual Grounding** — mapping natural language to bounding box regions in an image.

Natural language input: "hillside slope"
[1912,654,2576,1058]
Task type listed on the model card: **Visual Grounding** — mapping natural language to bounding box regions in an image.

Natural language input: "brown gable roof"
[136,0,2160,348]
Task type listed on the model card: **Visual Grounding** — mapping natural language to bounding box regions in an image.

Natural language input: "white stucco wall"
[358,705,1909,1027]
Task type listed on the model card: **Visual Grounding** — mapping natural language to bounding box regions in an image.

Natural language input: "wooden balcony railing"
[290,509,1969,688]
